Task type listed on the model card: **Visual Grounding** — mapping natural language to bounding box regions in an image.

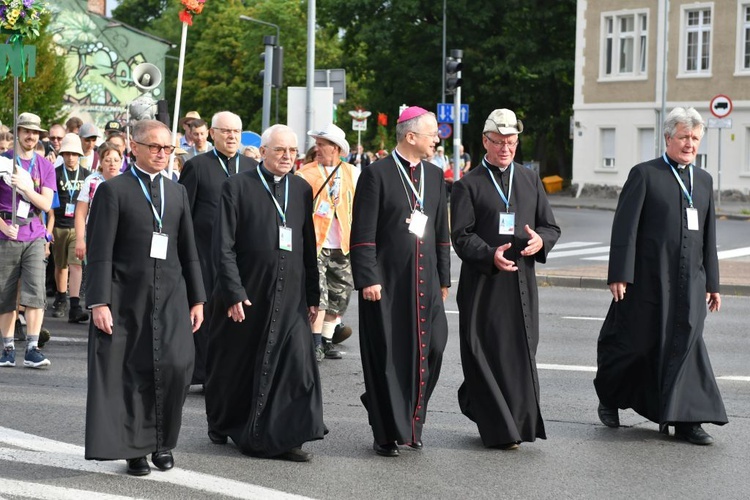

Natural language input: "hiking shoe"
[315,345,325,363]
[51,297,68,318]
[68,306,90,324]
[38,328,51,348]
[332,323,352,344]
[0,347,16,367]
[14,314,27,341]
[24,347,50,368]
[323,341,342,360]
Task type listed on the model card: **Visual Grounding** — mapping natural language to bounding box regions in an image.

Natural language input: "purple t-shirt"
[0,151,57,242]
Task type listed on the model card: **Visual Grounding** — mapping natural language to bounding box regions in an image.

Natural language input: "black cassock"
[350,154,451,446]
[205,165,324,457]
[594,156,727,426]
[85,168,205,460]
[179,151,257,384]
[450,161,560,445]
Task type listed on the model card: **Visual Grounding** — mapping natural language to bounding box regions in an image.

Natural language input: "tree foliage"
[0,14,69,128]
[112,0,169,30]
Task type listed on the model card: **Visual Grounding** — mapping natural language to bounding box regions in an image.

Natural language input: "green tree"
[0,15,69,128]
[318,0,576,177]
[112,0,169,31]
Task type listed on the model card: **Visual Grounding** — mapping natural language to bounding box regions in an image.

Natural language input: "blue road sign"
[437,103,469,124]
[438,123,452,139]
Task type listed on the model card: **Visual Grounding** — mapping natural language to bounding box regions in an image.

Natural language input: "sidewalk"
[539,192,750,296]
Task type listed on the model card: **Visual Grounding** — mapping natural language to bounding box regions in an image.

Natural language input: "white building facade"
[573,0,750,195]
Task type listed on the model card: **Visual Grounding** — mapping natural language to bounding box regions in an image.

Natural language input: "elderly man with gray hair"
[595,106,727,445]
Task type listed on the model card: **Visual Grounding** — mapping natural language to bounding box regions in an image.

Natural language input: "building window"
[601,11,648,79]
[601,128,616,168]
[638,128,655,163]
[684,7,711,73]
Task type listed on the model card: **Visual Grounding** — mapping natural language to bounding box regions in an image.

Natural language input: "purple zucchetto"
[397,106,429,124]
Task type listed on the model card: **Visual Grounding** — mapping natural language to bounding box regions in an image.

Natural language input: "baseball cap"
[483,109,523,135]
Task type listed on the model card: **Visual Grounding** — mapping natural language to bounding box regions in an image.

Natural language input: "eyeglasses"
[484,134,518,148]
[134,141,175,155]
[213,127,241,136]
[412,131,439,138]
[270,147,299,156]
[49,136,63,141]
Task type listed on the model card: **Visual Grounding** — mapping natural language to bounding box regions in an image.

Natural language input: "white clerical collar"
[134,163,167,181]
[394,147,420,168]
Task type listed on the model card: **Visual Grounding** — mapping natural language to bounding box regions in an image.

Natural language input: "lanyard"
[214,149,239,177]
[317,163,341,201]
[663,154,694,208]
[482,158,514,213]
[392,151,425,212]
[131,167,165,232]
[257,165,289,226]
[62,165,81,200]
[16,152,36,175]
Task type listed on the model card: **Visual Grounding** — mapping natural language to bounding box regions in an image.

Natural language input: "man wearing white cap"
[297,124,359,361]
[50,133,91,323]
[450,108,560,450]
[0,112,57,368]
[350,106,451,456]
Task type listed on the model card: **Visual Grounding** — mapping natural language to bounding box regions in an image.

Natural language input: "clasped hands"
[494,225,542,272]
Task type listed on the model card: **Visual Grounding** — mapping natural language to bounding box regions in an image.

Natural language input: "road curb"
[537,274,750,297]
[549,201,750,221]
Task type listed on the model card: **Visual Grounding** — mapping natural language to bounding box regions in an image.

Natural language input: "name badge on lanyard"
[499,212,515,235]
[483,160,515,235]
[17,200,31,219]
[408,210,428,238]
[150,232,169,260]
[664,154,698,231]
[257,166,292,251]
[315,200,331,218]
[279,226,293,251]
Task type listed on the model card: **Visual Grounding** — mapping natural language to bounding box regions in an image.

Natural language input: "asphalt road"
[1,207,749,499]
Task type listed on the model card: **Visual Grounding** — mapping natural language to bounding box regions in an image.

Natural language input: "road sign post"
[709,94,733,207]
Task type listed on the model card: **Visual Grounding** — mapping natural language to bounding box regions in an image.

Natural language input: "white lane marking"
[717,376,750,382]
[538,363,598,372]
[718,246,750,260]
[582,255,609,261]
[446,310,459,314]
[0,427,311,500]
[547,246,610,259]
[50,336,87,343]
[0,478,142,500]
[562,316,605,321]
[552,241,601,250]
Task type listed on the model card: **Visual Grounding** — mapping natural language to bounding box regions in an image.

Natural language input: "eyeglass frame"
[212,127,242,136]
[484,134,519,148]
[134,141,176,155]
[268,146,299,156]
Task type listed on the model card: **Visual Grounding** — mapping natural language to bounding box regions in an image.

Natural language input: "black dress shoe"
[674,424,714,445]
[275,447,313,462]
[408,440,423,450]
[151,451,174,470]
[373,441,399,457]
[208,429,227,444]
[126,457,151,476]
[597,403,620,428]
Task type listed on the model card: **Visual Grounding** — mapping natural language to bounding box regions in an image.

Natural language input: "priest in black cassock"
[179,111,258,388]
[85,120,205,476]
[595,107,727,445]
[350,107,451,457]
[204,124,325,462]
[451,109,560,450]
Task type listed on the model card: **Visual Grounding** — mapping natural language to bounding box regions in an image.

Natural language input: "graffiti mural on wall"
[46,2,165,125]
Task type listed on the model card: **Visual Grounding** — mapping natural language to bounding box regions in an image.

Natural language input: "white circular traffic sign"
[710,94,733,118]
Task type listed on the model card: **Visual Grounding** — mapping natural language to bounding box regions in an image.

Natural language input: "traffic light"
[259,43,283,88]
[445,55,463,95]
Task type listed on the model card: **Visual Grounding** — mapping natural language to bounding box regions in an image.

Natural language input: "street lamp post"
[239,15,281,124]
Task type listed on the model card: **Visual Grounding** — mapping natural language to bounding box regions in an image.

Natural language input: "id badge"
[150,232,169,260]
[65,203,75,217]
[499,212,515,235]
[408,210,428,238]
[315,200,331,218]
[686,207,699,231]
[16,200,30,219]
[279,226,293,252]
